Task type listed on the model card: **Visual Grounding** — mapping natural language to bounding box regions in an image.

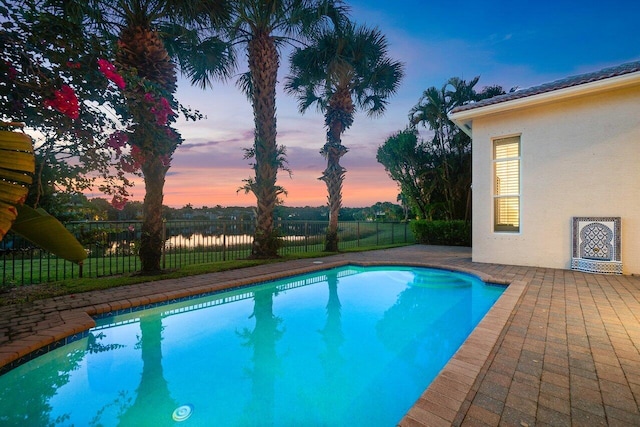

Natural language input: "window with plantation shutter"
[493,136,520,232]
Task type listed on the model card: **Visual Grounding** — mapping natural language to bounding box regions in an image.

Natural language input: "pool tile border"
[0,262,503,375]
[0,248,527,425]
[0,330,90,375]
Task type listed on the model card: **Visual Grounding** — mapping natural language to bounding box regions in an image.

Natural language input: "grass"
[0,243,411,306]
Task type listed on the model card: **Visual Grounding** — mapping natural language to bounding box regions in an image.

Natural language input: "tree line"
[377,77,513,221]
[68,197,408,223]
[1,0,403,274]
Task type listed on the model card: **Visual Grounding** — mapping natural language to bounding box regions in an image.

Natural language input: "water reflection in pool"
[0,266,504,426]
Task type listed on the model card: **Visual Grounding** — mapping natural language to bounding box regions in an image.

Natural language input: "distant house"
[449,61,640,275]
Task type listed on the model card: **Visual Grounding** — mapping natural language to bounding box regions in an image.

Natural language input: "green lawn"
[0,243,413,306]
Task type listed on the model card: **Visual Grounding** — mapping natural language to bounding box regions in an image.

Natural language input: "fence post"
[391,222,394,244]
[162,219,166,270]
[223,222,227,261]
[304,222,308,252]
[357,222,360,247]
[376,222,379,246]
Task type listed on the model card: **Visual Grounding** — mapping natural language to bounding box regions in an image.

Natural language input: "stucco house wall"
[458,79,640,274]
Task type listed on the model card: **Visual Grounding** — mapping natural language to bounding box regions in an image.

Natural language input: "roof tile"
[451,60,640,113]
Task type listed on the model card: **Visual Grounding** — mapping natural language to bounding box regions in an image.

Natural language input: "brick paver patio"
[1,245,639,425]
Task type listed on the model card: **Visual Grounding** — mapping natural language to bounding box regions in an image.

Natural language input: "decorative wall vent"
[571,217,622,274]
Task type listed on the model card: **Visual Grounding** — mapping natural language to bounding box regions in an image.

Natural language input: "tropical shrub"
[410,220,471,246]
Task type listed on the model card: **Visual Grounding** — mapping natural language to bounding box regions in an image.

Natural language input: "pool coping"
[0,251,524,425]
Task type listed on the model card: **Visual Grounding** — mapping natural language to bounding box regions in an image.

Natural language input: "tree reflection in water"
[376,272,472,384]
[320,271,345,373]
[117,314,178,426]
[317,270,350,422]
[0,267,499,426]
[0,333,123,427]
[0,348,83,426]
[238,287,283,425]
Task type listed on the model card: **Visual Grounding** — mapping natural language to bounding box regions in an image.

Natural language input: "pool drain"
[172,404,194,422]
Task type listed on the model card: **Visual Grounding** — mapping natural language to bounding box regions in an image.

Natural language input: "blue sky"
[160,0,640,208]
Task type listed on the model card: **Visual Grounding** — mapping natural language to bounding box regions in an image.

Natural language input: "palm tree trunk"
[321,122,347,252]
[119,314,177,425]
[248,32,280,258]
[139,157,167,273]
[116,24,177,274]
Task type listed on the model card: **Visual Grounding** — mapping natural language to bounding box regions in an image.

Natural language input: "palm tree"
[230,0,346,258]
[87,0,234,273]
[409,77,501,221]
[285,21,403,251]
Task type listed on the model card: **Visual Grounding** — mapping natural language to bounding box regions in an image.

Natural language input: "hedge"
[410,220,471,246]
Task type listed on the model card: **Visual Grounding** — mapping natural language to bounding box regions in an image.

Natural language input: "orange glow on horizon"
[107,165,400,208]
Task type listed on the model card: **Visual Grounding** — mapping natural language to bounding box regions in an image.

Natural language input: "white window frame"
[493,136,521,233]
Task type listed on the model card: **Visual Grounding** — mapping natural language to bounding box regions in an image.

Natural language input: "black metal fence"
[1,220,415,286]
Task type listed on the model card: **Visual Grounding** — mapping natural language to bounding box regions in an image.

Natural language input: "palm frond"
[165,29,236,90]
[286,18,403,121]
[236,71,254,101]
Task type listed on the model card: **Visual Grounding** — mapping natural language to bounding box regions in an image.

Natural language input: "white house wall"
[471,85,640,274]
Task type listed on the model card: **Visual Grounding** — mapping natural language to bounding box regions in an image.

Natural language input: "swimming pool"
[0,265,504,426]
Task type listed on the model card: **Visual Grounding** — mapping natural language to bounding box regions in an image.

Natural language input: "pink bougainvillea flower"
[111,195,128,211]
[165,127,178,139]
[110,73,126,90]
[97,59,114,73]
[120,145,146,173]
[106,131,129,155]
[158,98,175,124]
[97,58,126,89]
[144,92,175,125]
[150,107,167,125]
[43,84,79,119]
[120,158,137,173]
[159,97,172,111]
[159,154,171,167]
[4,61,17,80]
[130,145,145,165]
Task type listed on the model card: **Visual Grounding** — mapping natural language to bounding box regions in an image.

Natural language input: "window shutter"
[493,137,520,232]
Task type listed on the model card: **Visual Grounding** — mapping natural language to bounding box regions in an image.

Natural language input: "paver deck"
[1,245,639,425]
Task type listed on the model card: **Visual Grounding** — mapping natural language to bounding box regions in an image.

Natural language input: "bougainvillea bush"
[0,1,133,213]
[2,0,230,274]
[0,1,195,214]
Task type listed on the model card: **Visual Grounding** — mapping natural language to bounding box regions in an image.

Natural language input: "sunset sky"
[134,0,640,208]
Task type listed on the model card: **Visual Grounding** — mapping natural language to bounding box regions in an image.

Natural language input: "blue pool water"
[0,265,504,426]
